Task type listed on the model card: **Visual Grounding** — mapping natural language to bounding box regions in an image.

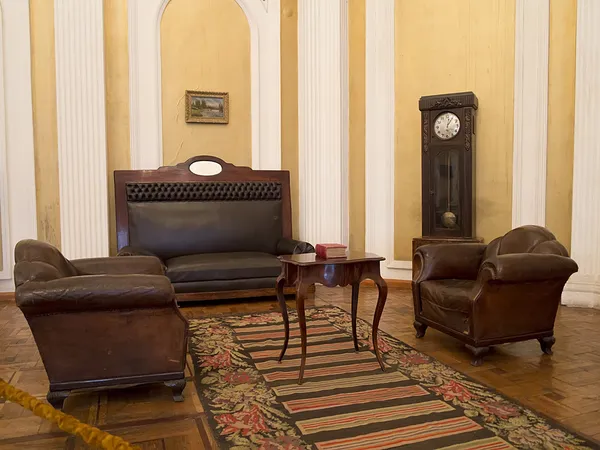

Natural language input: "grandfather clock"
[412,92,483,256]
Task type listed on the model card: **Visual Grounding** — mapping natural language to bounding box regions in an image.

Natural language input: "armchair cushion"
[479,253,578,283]
[165,252,281,283]
[276,237,315,255]
[420,280,475,334]
[16,274,174,315]
[420,279,475,313]
[71,256,165,276]
[413,243,487,282]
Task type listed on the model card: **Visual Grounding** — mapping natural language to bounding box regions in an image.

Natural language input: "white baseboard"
[562,278,600,309]
[381,260,412,281]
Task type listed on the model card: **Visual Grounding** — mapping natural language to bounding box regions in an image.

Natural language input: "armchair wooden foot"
[47,390,70,410]
[538,335,556,355]
[413,321,428,338]
[466,345,490,367]
[164,379,186,402]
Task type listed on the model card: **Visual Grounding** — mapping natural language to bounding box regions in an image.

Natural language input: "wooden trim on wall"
[0,292,14,302]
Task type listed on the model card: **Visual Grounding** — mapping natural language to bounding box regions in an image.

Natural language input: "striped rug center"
[230,318,516,449]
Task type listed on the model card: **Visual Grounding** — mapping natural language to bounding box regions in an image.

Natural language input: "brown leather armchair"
[14,240,188,410]
[412,226,578,366]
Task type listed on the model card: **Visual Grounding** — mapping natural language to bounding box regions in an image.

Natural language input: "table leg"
[351,282,360,351]
[372,276,388,372]
[276,274,289,363]
[296,282,309,384]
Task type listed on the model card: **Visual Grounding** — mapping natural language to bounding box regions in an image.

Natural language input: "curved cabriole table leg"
[296,282,310,384]
[370,275,388,372]
[276,274,289,363]
[351,282,360,351]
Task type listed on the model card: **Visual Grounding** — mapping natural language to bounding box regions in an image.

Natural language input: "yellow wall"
[394,0,516,260]
[281,0,300,238]
[24,0,578,263]
[160,0,251,167]
[546,0,576,251]
[349,0,366,252]
[104,0,131,255]
[30,0,61,249]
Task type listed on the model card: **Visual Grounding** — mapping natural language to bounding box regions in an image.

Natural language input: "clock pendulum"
[441,151,457,229]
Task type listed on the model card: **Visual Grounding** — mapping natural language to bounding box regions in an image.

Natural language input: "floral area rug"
[188,306,598,449]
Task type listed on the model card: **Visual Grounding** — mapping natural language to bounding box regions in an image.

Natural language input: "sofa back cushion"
[126,181,283,259]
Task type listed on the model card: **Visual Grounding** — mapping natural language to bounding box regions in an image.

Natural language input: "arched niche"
[128,0,281,171]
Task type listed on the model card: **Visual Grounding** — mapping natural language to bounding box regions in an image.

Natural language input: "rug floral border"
[188,305,598,450]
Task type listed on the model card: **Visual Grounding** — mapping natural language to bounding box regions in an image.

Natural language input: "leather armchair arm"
[16,274,174,316]
[479,253,578,283]
[276,237,315,255]
[71,256,165,276]
[413,243,487,282]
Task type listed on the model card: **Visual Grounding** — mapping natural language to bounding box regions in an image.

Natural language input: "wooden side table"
[276,252,388,384]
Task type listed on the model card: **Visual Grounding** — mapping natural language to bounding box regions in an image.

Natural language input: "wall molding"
[563,0,600,309]
[298,0,349,246]
[128,0,281,171]
[0,0,37,291]
[511,0,549,228]
[364,0,410,280]
[54,0,109,259]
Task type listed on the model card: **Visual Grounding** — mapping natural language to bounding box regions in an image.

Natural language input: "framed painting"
[185,90,229,124]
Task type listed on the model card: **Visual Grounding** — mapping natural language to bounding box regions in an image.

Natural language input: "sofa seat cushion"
[420,279,475,313]
[165,252,281,283]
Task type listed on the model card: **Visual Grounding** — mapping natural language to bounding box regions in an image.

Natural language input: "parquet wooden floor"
[2,286,600,448]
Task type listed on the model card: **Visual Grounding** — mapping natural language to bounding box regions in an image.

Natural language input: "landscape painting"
[185,90,229,124]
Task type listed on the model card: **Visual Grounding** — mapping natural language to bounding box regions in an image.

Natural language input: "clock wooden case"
[419,91,478,238]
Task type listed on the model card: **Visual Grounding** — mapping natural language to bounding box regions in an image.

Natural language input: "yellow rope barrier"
[0,378,140,450]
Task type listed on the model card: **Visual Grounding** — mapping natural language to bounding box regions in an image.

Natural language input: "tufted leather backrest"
[125,181,284,259]
[483,225,569,262]
[125,181,282,203]
[13,240,78,287]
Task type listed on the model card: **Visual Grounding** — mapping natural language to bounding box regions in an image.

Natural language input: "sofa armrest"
[71,256,165,276]
[413,243,487,282]
[479,253,578,283]
[276,237,315,255]
[117,246,164,260]
[16,274,174,315]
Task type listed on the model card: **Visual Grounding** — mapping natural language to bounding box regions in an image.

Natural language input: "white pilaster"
[55,0,109,259]
[563,0,600,308]
[128,0,281,170]
[512,0,549,228]
[298,0,349,245]
[0,0,37,291]
[364,0,407,279]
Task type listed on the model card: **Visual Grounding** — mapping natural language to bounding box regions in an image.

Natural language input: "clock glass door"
[433,149,460,231]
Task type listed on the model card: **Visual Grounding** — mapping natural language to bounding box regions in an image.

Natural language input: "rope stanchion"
[0,378,140,450]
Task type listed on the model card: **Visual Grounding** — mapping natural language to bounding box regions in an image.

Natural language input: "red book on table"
[315,243,347,259]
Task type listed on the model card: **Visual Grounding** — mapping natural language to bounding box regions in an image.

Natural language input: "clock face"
[434,112,461,140]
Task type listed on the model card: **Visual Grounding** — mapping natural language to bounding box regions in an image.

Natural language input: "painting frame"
[185,90,229,124]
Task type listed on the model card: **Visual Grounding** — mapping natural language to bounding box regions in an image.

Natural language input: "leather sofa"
[412,225,578,366]
[14,239,188,410]
[114,156,314,301]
